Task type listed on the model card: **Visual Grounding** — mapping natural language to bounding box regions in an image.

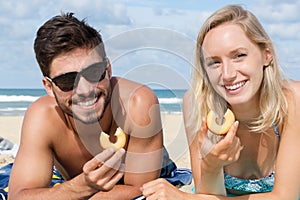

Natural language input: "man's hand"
[83,147,125,191]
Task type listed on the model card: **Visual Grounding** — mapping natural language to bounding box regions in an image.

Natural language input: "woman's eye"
[206,60,220,67]
[236,53,246,59]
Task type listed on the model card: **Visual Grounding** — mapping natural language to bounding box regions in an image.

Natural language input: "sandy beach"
[0,113,194,193]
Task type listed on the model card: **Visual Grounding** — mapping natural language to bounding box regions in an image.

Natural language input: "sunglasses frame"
[45,60,108,92]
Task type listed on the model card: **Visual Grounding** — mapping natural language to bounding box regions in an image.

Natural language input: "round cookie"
[100,127,126,150]
[206,108,235,135]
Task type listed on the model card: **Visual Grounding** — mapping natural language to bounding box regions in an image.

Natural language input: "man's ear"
[106,58,112,78]
[42,77,55,97]
[263,47,273,67]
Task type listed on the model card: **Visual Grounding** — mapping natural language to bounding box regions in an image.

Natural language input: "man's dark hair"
[34,12,105,76]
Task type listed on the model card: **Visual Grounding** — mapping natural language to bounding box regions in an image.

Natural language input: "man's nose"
[75,75,95,96]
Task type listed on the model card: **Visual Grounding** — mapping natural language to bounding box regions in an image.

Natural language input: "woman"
[141,4,300,199]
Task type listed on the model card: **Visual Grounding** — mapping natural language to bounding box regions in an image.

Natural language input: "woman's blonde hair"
[190,4,288,132]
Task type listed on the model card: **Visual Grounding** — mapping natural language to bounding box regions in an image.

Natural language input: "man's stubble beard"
[53,85,112,124]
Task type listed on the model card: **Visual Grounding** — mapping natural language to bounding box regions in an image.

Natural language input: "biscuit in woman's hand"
[100,127,126,150]
[206,108,235,135]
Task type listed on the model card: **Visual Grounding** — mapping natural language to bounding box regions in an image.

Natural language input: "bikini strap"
[272,122,280,140]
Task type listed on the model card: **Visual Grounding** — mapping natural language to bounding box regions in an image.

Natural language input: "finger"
[98,151,125,182]
[141,179,162,197]
[95,147,116,162]
[200,117,208,139]
[234,145,243,161]
[94,148,125,177]
[198,118,217,159]
[142,183,156,198]
[225,121,239,141]
[99,163,125,191]
[199,132,216,159]
[222,136,243,162]
[103,148,125,169]
[227,142,243,162]
[142,179,160,190]
[83,147,115,173]
[218,121,239,148]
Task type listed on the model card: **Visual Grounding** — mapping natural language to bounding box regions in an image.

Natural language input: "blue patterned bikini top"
[224,123,280,194]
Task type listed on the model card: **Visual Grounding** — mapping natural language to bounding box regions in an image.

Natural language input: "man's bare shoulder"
[22,95,68,139]
[25,95,59,119]
[112,77,160,130]
[112,77,158,106]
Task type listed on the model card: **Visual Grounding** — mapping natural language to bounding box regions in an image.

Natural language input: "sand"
[0,113,194,193]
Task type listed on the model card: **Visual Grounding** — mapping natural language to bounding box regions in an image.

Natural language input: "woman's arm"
[182,91,227,195]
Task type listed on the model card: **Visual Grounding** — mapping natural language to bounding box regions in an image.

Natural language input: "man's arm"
[90,85,163,199]
[8,97,124,200]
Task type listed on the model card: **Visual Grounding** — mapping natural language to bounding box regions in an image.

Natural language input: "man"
[8,13,171,199]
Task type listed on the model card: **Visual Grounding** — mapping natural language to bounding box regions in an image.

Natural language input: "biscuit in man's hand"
[100,127,126,150]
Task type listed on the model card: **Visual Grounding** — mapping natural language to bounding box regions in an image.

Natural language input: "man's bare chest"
[52,129,100,179]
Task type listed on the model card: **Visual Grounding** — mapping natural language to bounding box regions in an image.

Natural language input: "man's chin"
[72,113,101,124]
[70,108,101,124]
[73,115,99,124]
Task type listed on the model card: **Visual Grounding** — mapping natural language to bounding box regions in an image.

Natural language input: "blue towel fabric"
[0,163,12,200]
[0,147,192,200]
[0,163,64,200]
[131,166,193,200]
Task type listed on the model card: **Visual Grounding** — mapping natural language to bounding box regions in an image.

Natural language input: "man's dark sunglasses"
[45,60,107,92]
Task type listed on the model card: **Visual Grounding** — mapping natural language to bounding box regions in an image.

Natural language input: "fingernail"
[118,148,125,153]
[235,121,239,127]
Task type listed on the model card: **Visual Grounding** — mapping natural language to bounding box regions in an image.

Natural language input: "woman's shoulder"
[285,80,300,102]
[283,80,300,127]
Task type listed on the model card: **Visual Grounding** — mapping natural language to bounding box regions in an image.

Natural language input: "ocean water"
[0,88,185,116]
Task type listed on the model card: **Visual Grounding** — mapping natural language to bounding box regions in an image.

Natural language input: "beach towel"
[160,147,192,187]
[0,137,13,151]
[0,163,64,200]
[0,139,192,200]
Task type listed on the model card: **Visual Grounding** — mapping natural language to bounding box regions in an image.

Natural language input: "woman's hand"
[199,118,243,173]
[141,178,185,200]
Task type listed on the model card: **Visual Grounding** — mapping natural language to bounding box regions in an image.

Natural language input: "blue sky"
[0,0,299,89]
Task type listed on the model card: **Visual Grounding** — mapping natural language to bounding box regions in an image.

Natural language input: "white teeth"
[77,98,97,107]
[225,81,245,90]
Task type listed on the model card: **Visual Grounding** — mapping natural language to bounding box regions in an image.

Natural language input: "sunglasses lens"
[50,61,107,92]
[52,72,78,92]
[82,61,107,82]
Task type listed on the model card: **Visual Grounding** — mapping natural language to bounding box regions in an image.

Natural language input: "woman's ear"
[263,48,273,67]
[42,77,55,97]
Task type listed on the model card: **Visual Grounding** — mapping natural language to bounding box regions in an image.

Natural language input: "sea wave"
[0,95,183,104]
[0,107,28,111]
[158,97,182,104]
[0,95,39,102]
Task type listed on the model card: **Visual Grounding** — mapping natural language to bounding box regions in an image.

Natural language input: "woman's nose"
[222,61,237,81]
